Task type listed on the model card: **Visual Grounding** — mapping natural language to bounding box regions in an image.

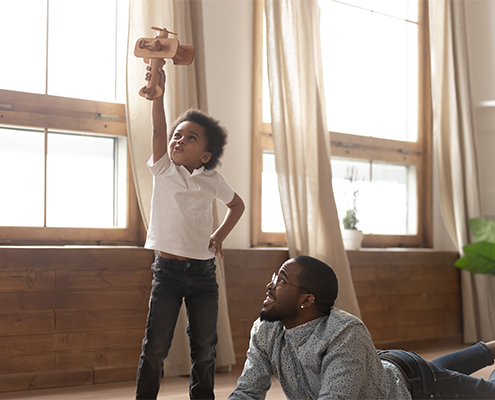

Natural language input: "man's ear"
[201,152,212,165]
[300,294,315,309]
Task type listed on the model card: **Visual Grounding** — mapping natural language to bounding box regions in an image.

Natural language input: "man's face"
[260,259,305,328]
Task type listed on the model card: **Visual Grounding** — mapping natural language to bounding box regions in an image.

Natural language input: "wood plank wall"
[348,249,462,350]
[0,246,461,393]
[224,249,289,366]
[0,246,154,393]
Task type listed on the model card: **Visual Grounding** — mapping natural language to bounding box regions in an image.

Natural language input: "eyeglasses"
[270,273,310,293]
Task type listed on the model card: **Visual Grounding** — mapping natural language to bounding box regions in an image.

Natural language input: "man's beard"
[259,298,299,322]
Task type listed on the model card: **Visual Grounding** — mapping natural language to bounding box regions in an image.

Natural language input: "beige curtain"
[265,0,360,318]
[126,0,235,375]
[429,0,495,342]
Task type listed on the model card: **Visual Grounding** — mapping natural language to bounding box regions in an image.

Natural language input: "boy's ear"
[201,152,212,165]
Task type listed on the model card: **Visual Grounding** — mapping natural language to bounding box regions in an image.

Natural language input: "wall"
[348,249,462,350]
[465,0,495,222]
[0,247,461,393]
[433,0,495,251]
[202,0,253,249]
[0,246,153,392]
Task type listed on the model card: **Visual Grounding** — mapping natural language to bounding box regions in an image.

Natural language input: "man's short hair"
[294,255,338,315]
[169,108,228,170]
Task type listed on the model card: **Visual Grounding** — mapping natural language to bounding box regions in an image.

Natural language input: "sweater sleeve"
[228,319,274,400]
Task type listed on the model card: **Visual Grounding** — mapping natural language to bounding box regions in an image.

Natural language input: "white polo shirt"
[144,154,235,260]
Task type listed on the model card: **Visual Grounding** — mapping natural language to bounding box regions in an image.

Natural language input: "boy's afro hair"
[168,108,228,170]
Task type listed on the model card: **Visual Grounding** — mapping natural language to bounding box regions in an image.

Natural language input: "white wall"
[434,0,495,250]
[465,0,495,221]
[202,1,253,249]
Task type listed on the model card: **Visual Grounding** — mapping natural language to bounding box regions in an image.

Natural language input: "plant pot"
[342,229,364,250]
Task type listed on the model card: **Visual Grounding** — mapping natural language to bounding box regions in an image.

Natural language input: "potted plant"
[455,218,495,275]
[341,167,364,250]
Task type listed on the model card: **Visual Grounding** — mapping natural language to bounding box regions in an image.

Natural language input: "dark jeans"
[136,255,219,400]
[382,342,495,399]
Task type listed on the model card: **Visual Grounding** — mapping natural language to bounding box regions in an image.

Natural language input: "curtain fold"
[429,0,495,342]
[126,0,235,376]
[265,0,360,318]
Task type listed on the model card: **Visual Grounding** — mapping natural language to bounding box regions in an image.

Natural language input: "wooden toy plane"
[134,27,195,100]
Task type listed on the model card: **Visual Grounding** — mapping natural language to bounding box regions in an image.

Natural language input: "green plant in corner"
[454,218,495,275]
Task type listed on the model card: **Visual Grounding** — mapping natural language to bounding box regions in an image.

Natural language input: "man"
[228,255,495,399]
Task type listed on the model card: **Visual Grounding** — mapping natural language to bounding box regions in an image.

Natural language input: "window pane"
[46,132,119,228]
[0,128,45,226]
[47,0,128,102]
[369,161,417,235]
[0,1,47,94]
[331,158,417,234]
[261,151,285,232]
[320,1,418,141]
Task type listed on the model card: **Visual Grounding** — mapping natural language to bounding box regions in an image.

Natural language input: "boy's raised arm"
[151,68,168,163]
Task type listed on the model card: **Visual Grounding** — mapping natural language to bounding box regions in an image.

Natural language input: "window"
[251,0,432,247]
[0,0,142,245]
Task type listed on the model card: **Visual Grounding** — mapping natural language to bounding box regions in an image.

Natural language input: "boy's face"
[168,121,212,173]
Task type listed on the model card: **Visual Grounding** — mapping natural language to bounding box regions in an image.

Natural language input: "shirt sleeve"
[215,172,235,205]
[147,154,171,176]
[317,320,379,399]
[228,320,273,400]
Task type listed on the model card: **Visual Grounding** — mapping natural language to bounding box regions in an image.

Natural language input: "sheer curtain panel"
[265,0,360,317]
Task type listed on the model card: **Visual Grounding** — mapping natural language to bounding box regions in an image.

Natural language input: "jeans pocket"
[426,362,460,382]
[151,261,167,279]
[201,264,217,278]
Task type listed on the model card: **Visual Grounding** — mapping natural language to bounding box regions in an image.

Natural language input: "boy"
[136,67,245,400]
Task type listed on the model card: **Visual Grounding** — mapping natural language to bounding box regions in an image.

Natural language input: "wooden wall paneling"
[0,354,55,375]
[0,269,55,291]
[0,312,55,335]
[348,249,462,350]
[0,369,93,393]
[55,348,141,370]
[0,246,153,269]
[93,365,138,384]
[0,289,149,313]
[56,309,148,331]
[224,248,289,366]
[55,268,151,289]
[0,246,154,393]
[0,246,462,393]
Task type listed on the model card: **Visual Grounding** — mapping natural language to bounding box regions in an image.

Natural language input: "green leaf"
[468,218,495,243]
[454,256,476,271]
[463,242,495,275]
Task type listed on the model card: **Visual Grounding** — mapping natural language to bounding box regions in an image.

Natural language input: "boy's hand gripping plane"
[134,27,195,100]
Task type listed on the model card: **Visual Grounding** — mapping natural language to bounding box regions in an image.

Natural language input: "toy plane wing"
[134,38,195,65]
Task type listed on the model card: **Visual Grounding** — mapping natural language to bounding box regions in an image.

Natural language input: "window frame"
[0,89,143,245]
[250,0,432,248]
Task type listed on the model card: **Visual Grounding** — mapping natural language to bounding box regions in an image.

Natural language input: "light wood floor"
[0,346,492,400]
[0,365,285,400]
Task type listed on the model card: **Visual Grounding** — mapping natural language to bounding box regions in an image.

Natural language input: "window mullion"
[45,0,50,95]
